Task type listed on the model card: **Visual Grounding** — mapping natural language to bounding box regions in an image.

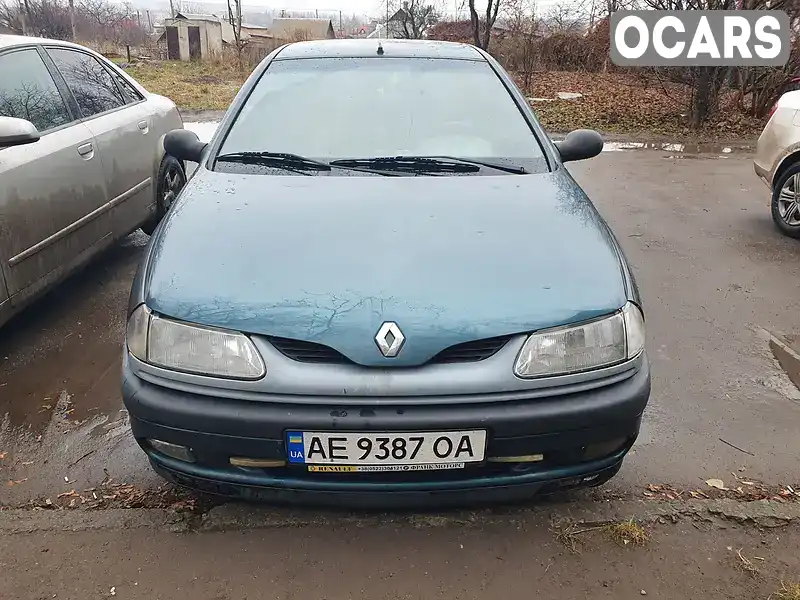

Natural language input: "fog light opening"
[148,439,195,463]
[487,454,545,463]
[583,437,629,461]
[229,457,287,468]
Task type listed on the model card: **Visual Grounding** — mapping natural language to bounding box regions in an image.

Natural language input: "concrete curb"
[769,332,800,392]
[2,499,798,534]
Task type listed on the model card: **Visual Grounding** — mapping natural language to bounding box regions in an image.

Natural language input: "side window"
[111,71,144,104]
[47,48,126,117]
[0,49,72,132]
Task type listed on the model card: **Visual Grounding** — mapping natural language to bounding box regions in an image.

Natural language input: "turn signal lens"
[126,304,150,361]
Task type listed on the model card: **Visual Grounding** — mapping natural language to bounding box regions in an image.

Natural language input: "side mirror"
[0,116,40,148]
[555,129,603,163]
[164,129,207,163]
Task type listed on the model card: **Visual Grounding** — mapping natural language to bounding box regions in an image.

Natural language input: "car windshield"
[215,56,549,175]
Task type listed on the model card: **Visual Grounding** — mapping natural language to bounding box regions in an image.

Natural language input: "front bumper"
[123,354,651,508]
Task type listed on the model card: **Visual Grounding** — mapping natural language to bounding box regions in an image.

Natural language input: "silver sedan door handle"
[77,142,93,158]
[138,120,149,133]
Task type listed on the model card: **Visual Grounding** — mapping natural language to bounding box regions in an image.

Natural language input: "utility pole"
[339,10,342,35]
[21,0,30,35]
[315,8,318,18]
[386,0,389,38]
[69,0,76,39]
[169,0,175,18]
[146,9,152,32]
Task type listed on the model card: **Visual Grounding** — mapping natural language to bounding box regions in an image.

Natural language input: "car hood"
[144,168,628,367]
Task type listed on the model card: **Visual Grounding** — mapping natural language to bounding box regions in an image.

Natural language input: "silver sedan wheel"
[778,173,800,226]
[162,164,185,211]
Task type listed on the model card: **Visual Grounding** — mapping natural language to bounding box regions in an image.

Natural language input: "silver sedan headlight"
[514,302,645,378]
[126,304,265,379]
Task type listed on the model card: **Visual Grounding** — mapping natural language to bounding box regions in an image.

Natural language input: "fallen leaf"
[7,478,28,486]
[706,478,726,490]
[0,451,7,460]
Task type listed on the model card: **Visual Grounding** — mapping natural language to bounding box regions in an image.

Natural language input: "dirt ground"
[2,513,798,600]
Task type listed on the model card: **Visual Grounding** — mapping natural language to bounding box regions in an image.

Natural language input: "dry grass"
[516,70,766,140]
[553,519,649,554]
[772,582,800,600]
[732,548,761,579]
[606,519,650,547]
[552,523,599,554]
[126,60,247,111]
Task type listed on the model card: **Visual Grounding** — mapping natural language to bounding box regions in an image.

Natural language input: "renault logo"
[375,322,405,358]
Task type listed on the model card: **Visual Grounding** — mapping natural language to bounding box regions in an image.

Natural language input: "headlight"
[514,302,645,379]
[126,304,265,379]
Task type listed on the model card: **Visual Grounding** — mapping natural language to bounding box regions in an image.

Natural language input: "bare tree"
[227,0,244,70]
[637,0,750,127]
[504,0,539,87]
[1,0,71,38]
[465,0,502,50]
[172,0,205,15]
[388,0,440,39]
[541,0,584,34]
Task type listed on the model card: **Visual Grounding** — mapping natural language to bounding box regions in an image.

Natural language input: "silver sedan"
[754,90,800,238]
[0,34,185,328]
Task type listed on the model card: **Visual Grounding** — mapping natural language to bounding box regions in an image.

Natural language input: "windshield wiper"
[216,151,401,176]
[329,156,527,175]
[216,151,332,174]
[330,156,480,174]
[419,156,527,174]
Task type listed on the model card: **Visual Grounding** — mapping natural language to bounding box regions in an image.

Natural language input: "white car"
[754,90,800,238]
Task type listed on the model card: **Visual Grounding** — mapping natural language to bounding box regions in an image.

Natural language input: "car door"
[0,46,108,298]
[45,47,155,236]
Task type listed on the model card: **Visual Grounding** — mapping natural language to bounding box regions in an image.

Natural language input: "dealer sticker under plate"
[286,430,486,472]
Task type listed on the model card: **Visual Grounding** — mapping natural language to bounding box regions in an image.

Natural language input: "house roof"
[173,12,222,22]
[269,17,334,40]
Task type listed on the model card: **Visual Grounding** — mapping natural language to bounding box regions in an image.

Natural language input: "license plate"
[286,430,486,472]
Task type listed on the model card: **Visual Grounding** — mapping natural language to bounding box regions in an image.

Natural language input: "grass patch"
[552,519,649,554]
[606,519,649,547]
[517,70,766,140]
[732,548,761,579]
[125,60,247,111]
[773,582,800,600]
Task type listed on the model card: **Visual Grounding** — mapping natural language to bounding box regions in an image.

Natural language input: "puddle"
[599,140,747,155]
[185,122,751,157]
[184,121,218,142]
[0,232,145,432]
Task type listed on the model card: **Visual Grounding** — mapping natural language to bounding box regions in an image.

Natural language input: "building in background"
[158,12,234,61]
[268,18,336,41]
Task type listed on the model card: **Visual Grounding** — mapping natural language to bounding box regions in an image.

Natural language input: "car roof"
[275,39,485,61]
[0,33,89,51]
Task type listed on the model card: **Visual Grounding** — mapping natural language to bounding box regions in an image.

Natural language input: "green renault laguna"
[122,39,650,507]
